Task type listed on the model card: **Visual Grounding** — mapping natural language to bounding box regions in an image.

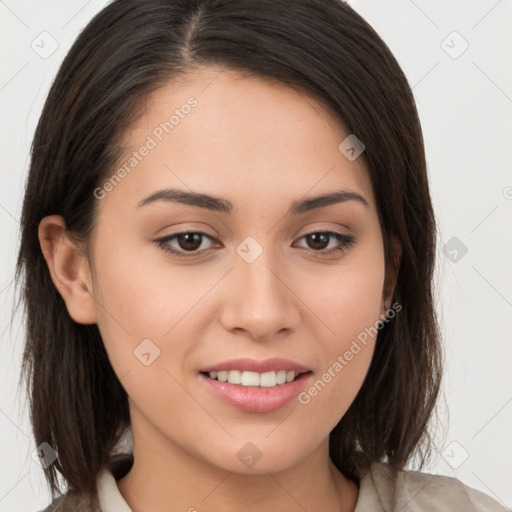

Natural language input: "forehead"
[106,65,375,212]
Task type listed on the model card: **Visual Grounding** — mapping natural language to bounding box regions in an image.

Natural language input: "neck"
[116,416,359,512]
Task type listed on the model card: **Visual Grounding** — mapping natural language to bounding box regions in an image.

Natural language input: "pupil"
[308,233,328,250]
[179,233,201,251]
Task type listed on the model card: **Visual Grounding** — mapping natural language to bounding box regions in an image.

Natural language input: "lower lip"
[199,372,312,413]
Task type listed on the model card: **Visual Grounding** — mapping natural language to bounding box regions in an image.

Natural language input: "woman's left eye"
[154,230,356,259]
[295,231,356,255]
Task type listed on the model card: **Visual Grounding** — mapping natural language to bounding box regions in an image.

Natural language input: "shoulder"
[358,462,508,511]
[37,453,134,512]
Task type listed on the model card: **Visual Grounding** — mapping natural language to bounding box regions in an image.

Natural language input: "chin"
[198,436,314,475]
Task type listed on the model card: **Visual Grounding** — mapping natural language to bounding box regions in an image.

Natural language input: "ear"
[381,236,402,312]
[38,215,97,324]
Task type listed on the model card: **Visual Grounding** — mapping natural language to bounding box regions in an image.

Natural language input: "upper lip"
[200,357,311,374]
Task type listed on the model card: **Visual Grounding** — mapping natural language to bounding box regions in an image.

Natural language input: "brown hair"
[15,0,442,509]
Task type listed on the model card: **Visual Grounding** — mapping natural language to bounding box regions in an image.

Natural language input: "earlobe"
[38,215,97,324]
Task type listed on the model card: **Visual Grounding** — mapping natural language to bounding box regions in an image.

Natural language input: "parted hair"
[15,0,442,509]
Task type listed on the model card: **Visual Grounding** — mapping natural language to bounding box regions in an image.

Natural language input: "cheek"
[91,246,197,427]
[295,277,383,434]
[308,250,386,350]
[295,246,385,414]
[92,223,187,334]
[90,231,179,373]
[91,230,220,410]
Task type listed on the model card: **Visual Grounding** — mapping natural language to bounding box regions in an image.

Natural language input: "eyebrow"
[136,187,369,215]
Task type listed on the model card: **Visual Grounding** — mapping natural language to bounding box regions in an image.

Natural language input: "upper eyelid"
[158,227,350,241]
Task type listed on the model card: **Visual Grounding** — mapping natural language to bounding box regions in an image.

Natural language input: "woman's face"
[84,66,396,473]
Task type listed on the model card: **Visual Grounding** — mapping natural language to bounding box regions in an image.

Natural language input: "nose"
[219,247,301,340]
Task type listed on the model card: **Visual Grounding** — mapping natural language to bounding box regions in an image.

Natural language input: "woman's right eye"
[154,231,219,259]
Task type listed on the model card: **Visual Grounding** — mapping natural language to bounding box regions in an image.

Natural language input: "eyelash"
[154,229,356,259]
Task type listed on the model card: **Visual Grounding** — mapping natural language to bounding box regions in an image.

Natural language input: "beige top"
[42,454,508,511]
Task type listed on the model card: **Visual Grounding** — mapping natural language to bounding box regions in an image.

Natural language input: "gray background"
[1,0,511,510]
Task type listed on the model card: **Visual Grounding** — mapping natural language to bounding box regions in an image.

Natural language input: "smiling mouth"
[201,370,310,388]
[199,368,313,413]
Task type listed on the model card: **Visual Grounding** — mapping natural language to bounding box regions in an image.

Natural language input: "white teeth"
[228,369,241,385]
[217,371,228,382]
[207,370,298,387]
[241,371,260,386]
[276,370,287,385]
[259,371,277,387]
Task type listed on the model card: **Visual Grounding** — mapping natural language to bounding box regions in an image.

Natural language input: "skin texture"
[39,66,401,512]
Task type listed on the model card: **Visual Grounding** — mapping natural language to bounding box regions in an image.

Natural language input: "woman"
[15,0,505,510]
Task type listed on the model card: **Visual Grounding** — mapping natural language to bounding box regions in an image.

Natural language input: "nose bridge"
[237,236,284,307]
[220,235,298,339]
